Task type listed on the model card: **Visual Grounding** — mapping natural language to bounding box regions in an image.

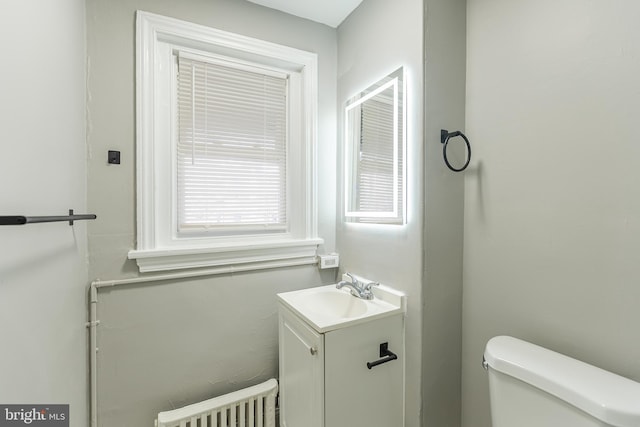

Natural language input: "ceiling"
[246,0,364,28]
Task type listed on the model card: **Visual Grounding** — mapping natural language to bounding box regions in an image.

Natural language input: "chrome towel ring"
[441,129,471,172]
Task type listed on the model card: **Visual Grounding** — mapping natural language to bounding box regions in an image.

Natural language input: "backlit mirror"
[344,67,405,224]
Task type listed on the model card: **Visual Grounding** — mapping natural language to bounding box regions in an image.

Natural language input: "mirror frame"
[343,67,406,223]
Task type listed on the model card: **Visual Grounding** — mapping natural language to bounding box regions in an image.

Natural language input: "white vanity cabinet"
[277,284,405,427]
[278,306,325,427]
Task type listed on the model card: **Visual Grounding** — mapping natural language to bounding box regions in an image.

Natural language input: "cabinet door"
[324,314,404,427]
[279,307,324,427]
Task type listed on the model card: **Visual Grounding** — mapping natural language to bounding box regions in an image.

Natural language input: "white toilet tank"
[484,336,640,427]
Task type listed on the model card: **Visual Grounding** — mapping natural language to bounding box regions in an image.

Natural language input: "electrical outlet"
[319,253,339,269]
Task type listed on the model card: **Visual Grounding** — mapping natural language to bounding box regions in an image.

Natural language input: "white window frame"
[130,11,321,273]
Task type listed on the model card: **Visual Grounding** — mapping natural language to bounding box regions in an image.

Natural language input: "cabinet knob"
[309,346,318,356]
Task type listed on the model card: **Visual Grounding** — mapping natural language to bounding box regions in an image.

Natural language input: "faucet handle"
[345,273,359,285]
[363,281,379,291]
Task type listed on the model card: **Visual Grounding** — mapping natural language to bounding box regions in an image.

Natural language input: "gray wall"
[96,268,334,425]
[87,0,337,280]
[86,0,338,425]
[0,1,88,426]
[462,1,640,426]
[336,1,424,426]
[422,0,466,426]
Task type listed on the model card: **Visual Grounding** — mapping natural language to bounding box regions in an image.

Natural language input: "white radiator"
[155,379,278,427]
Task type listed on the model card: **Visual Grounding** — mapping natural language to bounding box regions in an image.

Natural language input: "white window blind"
[176,54,288,234]
[358,96,394,213]
[356,90,403,223]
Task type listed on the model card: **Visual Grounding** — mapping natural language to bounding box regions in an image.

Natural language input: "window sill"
[128,238,324,273]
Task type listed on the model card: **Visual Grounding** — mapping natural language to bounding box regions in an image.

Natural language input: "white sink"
[277,279,406,333]
[295,286,369,319]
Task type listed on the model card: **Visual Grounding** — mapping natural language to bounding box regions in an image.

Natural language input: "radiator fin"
[156,379,278,427]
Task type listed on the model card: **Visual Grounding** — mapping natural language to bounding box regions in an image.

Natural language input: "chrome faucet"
[336,273,379,300]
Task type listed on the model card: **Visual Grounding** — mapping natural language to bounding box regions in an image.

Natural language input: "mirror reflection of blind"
[177,56,288,233]
[358,94,395,214]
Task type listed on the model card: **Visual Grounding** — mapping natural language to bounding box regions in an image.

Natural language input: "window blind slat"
[357,98,395,213]
[177,56,288,231]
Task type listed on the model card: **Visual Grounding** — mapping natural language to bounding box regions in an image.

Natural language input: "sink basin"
[298,287,369,319]
[277,281,406,333]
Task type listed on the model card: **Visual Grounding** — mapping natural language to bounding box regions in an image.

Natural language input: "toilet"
[484,336,640,427]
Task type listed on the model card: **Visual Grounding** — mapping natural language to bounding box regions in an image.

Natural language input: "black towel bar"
[367,342,398,369]
[0,209,97,226]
